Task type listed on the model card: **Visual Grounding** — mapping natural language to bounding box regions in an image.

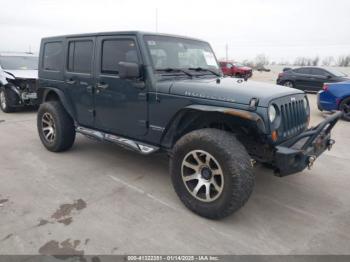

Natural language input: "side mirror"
[327,74,332,79]
[118,62,140,79]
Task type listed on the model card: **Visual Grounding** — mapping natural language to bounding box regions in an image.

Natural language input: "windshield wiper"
[188,67,220,77]
[156,68,193,77]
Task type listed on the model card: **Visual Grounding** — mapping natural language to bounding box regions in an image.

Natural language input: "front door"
[93,36,148,137]
[64,37,95,127]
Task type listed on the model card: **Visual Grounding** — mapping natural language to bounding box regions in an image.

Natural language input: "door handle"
[96,82,109,89]
[66,79,76,85]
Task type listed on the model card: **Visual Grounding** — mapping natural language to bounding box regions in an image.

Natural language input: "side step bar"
[76,126,159,155]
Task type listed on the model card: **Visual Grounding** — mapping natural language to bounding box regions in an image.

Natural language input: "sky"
[0,0,349,63]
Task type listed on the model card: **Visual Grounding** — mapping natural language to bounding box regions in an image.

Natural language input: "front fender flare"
[184,105,266,132]
[160,104,267,149]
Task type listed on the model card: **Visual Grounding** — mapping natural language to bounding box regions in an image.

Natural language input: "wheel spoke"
[183,160,199,172]
[212,169,222,176]
[183,173,199,182]
[192,181,203,196]
[192,152,202,165]
[211,180,221,192]
[204,183,211,200]
[205,154,211,166]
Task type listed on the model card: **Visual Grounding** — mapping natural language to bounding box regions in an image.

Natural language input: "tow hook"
[327,139,335,151]
[307,155,317,170]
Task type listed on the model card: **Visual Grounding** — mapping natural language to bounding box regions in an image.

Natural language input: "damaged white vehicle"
[0,52,39,113]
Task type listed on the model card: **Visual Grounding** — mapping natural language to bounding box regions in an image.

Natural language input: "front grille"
[273,95,308,140]
[280,100,307,138]
[13,79,38,92]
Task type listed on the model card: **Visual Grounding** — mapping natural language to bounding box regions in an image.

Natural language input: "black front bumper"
[273,111,342,176]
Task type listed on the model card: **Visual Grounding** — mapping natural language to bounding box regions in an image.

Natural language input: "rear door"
[93,35,148,137]
[308,68,329,91]
[64,37,95,127]
[293,68,313,90]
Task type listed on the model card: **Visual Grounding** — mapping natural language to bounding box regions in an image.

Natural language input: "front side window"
[101,39,139,75]
[43,42,62,71]
[144,35,219,72]
[310,68,328,76]
[0,56,38,70]
[67,40,93,73]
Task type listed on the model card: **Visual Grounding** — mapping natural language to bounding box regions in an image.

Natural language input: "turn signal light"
[271,131,278,142]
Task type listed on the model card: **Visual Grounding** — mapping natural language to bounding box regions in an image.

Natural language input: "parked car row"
[276,66,350,120]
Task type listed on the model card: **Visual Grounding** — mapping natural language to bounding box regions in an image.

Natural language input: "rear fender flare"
[40,87,76,119]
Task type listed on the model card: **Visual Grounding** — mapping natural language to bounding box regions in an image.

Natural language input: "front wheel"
[340,97,350,121]
[283,81,294,88]
[0,87,15,113]
[170,129,255,219]
[37,101,76,152]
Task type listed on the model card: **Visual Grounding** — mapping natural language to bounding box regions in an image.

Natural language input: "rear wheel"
[37,101,76,152]
[340,97,350,121]
[283,81,294,88]
[0,87,15,113]
[170,129,255,219]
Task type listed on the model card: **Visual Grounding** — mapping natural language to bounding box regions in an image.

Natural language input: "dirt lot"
[0,72,350,255]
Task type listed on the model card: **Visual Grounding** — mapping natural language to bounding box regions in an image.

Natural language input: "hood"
[159,77,304,107]
[237,66,252,71]
[3,69,38,80]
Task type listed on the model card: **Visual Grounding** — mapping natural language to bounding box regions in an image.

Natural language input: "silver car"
[0,52,39,113]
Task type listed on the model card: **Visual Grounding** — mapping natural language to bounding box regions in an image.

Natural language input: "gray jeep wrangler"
[36,31,341,219]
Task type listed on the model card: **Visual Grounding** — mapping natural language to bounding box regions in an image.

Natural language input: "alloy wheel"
[181,150,224,202]
[0,90,7,110]
[41,112,56,143]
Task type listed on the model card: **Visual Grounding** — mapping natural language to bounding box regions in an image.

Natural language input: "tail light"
[323,84,329,91]
[278,73,284,78]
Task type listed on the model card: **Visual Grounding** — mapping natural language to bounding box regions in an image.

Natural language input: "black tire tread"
[170,128,255,219]
[37,101,76,152]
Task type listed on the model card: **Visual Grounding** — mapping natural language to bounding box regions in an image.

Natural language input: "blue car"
[317,81,350,121]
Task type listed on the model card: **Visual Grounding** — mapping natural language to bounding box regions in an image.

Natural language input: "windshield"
[144,35,219,74]
[326,68,347,77]
[0,56,38,70]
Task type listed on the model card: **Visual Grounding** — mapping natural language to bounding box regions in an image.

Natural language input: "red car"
[219,61,253,78]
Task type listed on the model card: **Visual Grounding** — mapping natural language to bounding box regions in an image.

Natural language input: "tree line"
[239,54,350,67]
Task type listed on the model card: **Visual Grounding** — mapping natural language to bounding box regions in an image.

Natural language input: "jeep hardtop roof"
[41,31,207,43]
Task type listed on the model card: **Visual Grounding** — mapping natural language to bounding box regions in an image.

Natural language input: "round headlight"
[303,97,308,110]
[268,104,277,122]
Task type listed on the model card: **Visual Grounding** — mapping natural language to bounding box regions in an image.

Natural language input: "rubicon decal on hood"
[184,90,236,103]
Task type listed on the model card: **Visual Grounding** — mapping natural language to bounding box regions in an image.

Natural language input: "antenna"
[155,8,158,32]
[225,44,228,61]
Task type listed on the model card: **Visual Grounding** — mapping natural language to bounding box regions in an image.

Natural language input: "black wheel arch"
[160,105,267,150]
[38,87,76,120]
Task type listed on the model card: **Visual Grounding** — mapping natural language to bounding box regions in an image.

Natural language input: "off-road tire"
[340,97,350,121]
[170,128,255,219]
[0,87,15,113]
[37,101,76,152]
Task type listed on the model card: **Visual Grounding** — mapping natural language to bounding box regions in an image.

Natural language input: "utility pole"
[225,44,228,61]
[155,8,158,32]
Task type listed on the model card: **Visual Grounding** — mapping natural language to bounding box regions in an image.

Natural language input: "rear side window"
[294,68,311,74]
[43,42,62,71]
[101,39,139,75]
[67,40,93,73]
